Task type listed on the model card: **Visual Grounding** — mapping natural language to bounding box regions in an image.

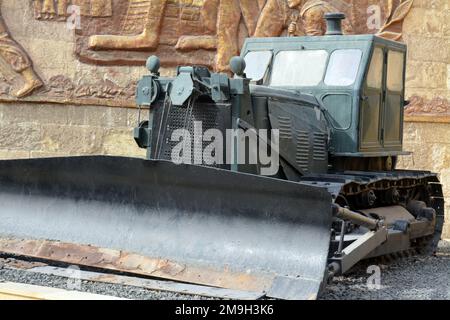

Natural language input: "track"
[300,169,445,255]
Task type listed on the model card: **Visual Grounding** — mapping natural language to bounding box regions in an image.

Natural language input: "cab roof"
[241,34,406,55]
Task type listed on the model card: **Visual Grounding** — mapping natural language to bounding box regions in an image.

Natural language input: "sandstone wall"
[0,102,145,160]
[402,0,449,100]
[398,122,450,239]
[0,2,148,160]
[398,0,450,239]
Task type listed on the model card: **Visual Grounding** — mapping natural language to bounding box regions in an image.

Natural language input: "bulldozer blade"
[0,156,332,300]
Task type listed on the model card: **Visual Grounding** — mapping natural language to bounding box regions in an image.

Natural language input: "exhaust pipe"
[325,13,346,36]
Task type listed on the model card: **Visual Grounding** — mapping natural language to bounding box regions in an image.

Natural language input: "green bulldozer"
[0,14,444,300]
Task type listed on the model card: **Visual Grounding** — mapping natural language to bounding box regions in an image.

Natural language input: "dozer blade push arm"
[329,228,389,276]
[332,204,382,230]
[328,204,388,277]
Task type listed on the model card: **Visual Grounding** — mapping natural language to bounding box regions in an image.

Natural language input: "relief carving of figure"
[33,0,112,20]
[175,0,265,72]
[65,0,410,75]
[288,0,353,36]
[88,0,266,71]
[34,0,68,20]
[254,0,353,37]
[89,0,168,50]
[0,2,42,98]
[177,0,353,71]
[215,0,265,72]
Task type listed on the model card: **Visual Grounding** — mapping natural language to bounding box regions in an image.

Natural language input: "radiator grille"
[295,130,310,172]
[313,132,327,161]
[277,116,292,140]
[156,102,230,167]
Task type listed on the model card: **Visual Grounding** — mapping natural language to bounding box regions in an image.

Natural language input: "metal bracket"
[330,227,388,275]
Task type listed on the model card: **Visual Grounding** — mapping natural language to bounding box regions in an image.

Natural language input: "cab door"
[382,50,405,148]
[360,47,384,151]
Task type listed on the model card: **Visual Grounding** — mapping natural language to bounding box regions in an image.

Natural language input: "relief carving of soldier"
[33,0,112,20]
[34,0,68,20]
[254,0,353,37]
[88,0,266,72]
[89,0,168,50]
[79,0,356,72]
[176,0,353,71]
[289,0,353,36]
[0,2,42,98]
[175,0,263,72]
[201,0,266,72]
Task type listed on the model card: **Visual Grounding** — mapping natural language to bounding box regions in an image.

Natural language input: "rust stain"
[0,238,272,293]
[90,274,125,284]
[0,257,47,270]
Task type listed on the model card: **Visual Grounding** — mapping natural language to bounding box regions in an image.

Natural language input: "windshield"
[270,50,328,87]
[269,49,363,87]
[244,51,273,82]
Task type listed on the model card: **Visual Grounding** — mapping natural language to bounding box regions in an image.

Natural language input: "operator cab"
[241,33,409,160]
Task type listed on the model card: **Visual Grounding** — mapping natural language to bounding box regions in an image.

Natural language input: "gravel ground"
[321,242,450,300]
[321,254,450,300]
[1,242,449,300]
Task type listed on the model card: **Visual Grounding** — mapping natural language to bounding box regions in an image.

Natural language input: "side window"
[244,51,273,82]
[324,49,363,86]
[387,51,404,92]
[366,47,383,89]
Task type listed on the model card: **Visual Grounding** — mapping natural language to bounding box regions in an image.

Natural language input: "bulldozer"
[0,14,445,300]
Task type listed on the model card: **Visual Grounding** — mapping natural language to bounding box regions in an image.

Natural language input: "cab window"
[244,51,273,82]
[387,51,404,92]
[366,47,383,89]
[270,50,328,87]
[324,49,363,86]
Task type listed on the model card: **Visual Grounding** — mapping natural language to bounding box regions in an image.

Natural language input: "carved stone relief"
[33,0,112,20]
[0,0,420,106]
[405,96,450,117]
[73,0,414,71]
[45,75,136,101]
[0,3,43,98]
